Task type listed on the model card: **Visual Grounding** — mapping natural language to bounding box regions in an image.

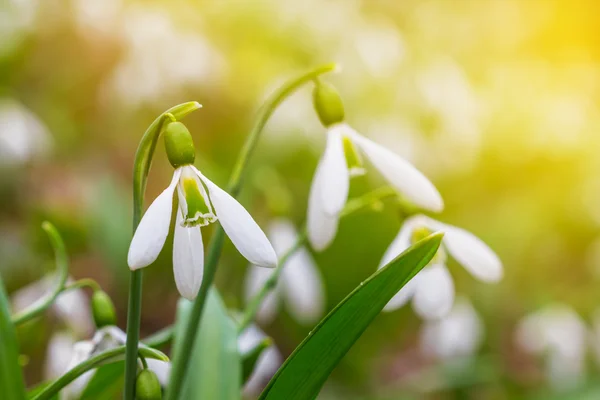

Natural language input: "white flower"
[45,326,128,400]
[128,164,277,300]
[244,219,325,325]
[11,276,93,336]
[380,214,502,319]
[420,297,483,360]
[238,324,283,396]
[307,123,443,251]
[516,305,587,391]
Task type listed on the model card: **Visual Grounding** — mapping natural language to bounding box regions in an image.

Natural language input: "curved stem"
[124,102,202,400]
[237,186,398,333]
[32,346,169,400]
[166,63,337,400]
[12,222,69,326]
[63,278,101,293]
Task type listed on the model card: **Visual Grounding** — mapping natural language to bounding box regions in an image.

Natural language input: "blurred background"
[2,0,600,398]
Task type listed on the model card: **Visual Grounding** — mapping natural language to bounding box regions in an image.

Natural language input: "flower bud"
[136,369,162,400]
[91,290,117,328]
[164,121,196,168]
[312,81,345,127]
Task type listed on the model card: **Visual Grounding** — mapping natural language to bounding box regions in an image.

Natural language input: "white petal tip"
[127,254,149,271]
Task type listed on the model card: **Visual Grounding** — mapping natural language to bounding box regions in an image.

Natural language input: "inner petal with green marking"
[177,166,217,227]
[411,225,446,264]
[342,135,365,177]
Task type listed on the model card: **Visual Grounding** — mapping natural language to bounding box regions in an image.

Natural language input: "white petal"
[420,297,483,360]
[281,247,325,325]
[198,172,277,268]
[127,169,181,270]
[441,224,503,283]
[44,333,76,380]
[173,211,204,300]
[319,125,349,215]
[147,359,171,387]
[349,129,443,212]
[382,271,421,312]
[378,215,429,269]
[307,154,340,251]
[244,264,280,324]
[412,264,454,320]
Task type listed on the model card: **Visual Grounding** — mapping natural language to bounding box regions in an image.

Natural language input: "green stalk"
[237,186,399,333]
[12,222,69,326]
[166,63,337,400]
[124,102,202,400]
[31,346,168,400]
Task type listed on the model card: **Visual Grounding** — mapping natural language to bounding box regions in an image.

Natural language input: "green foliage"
[259,233,443,400]
[80,362,125,400]
[0,277,26,400]
[171,289,241,400]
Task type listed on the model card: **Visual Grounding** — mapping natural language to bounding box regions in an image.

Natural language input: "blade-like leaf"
[0,276,26,400]
[79,362,125,399]
[172,288,241,400]
[259,233,444,400]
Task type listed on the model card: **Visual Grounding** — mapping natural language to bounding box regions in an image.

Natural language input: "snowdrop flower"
[307,81,443,251]
[379,214,502,319]
[516,305,587,391]
[420,297,484,360]
[238,324,283,396]
[127,120,277,299]
[12,276,93,336]
[245,219,325,325]
[45,326,127,399]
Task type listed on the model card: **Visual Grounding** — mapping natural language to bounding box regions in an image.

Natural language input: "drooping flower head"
[238,324,282,395]
[308,80,444,251]
[516,304,588,391]
[380,214,502,319]
[420,297,484,361]
[245,219,325,325]
[128,120,277,299]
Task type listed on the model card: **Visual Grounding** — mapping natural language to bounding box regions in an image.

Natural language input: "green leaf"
[172,288,241,400]
[79,362,125,399]
[27,382,57,400]
[0,276,27,400]
[258,233,444,400]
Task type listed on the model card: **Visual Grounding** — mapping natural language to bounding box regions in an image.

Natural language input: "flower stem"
[12,222,68,326]
[237,186,399,332]
[31,346,169,400]
[165,63,337,400]
[63,278,101,293]
[124,102,202,400]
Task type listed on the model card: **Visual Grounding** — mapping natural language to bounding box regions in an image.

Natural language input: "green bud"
[164,121,196,168]
[91,290,117,328]
[136,369,162,400]
[312,80,345,127]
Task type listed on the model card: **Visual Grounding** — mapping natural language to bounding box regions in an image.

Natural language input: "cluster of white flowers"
[515,304,600,391]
